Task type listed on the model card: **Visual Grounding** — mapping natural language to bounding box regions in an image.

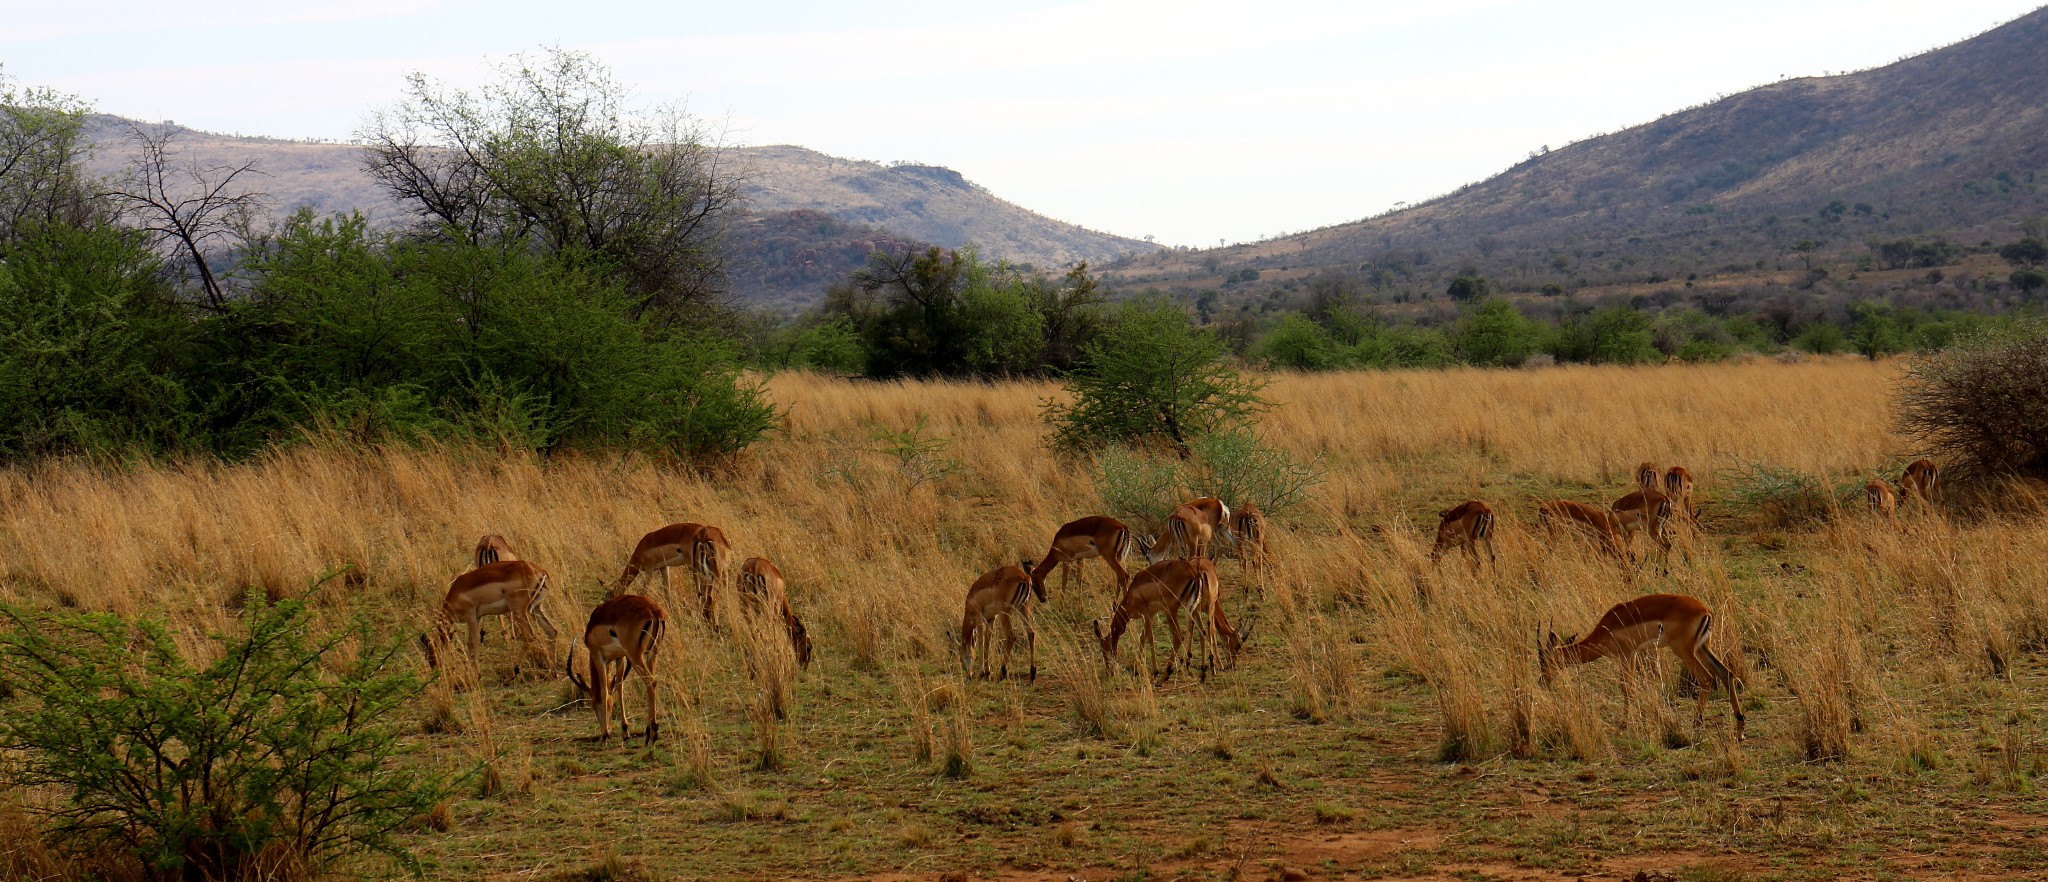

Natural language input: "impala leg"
[589,655,613,742]
[464,616,485,684]
[1021,604,1038,684]
[610,660,631,740]
[1171,613,1187,683]
[997,610,1013,682]
[1142,615,1158,681]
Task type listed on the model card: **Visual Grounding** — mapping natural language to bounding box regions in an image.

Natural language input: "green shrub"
[1184,430,1323,518]
[1044,302,1267,455]
[1092,431,1321,530]
[0,221,193,458]
[1717,460,1861,527]
[1454,298,1542,367]
[1794,323,1847,355]
[0,588,450,880]
[1253,313,1345,370]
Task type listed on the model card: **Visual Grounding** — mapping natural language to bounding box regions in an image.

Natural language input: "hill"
[77,117,1157,305]
[1109,7,2048,300]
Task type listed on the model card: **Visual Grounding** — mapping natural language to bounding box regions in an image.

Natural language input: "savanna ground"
[5,360,2048,881]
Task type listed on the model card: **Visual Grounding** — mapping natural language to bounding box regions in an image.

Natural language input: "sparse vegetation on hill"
[1099,8,2048,365]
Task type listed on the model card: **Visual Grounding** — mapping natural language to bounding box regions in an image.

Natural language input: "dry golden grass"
[5,357,2048,880]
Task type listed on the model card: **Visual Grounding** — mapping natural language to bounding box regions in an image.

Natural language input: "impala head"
[1093,614,1126,663]
[1537,630,1576,687]
[1021,559,1046,603]
[1137,532,1173,565]
[790,618,813,669]
[1220,614,1246,657]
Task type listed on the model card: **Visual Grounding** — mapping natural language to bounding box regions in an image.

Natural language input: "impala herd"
[423,458,1944,747]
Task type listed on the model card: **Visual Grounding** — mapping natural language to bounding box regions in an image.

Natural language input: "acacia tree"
[359,48,743,325]
[1044,302,1267,456]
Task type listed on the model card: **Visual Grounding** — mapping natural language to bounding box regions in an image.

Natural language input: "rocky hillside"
[1111,7,2048,295]
[78,118,1156,304]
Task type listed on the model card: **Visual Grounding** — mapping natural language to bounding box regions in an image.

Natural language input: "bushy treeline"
[0,211,772,460]
[1242,293,2011,371]
[0,56,773,462]
[744,245,1113,378]
[736,246,2019,379]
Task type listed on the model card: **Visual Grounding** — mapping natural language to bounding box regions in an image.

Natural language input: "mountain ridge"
[76,116,1159,305]
[1109,6,2048,294]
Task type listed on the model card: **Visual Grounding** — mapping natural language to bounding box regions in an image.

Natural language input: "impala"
[613,523,731,619]
[1029,515,1133,599]
[1540,593,1745,739]
[1634,461,1662,493]
[1611,486,1675,569]
[567,593,668,744]
[737,556,812,669]
[473,534,517,569]
[1901,459,1939,505]
[1866,479,1898,520]
[1228,501,1269,578]
[961,561,1044,682]
[1175,557,1244,681]
[420,560,560,679]
[1427,500,1497,572]
[1662,466,1697,526]
[1537,499,1630,561]
[1139,496,1232,563]
[1095,557,1227,681]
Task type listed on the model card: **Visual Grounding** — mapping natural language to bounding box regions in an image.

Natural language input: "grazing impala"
[1611,486,1675,570]
[961,562,1044,682]
[1662,466,1697,526]
[1634,461,1662,493]
[1139,496,1231,563]
[1175,557,1243,681]
[1427,500,1497,573]
[420,560,560,679]
[1866,479,1898,520]
[1901,459,1939,505]
[1095,558,1215,681]
[613,523,731,619]
[473,534,517,569]
[1537,499,1630,562]
[738,556,812,669]
[1228,501,1269,578]
[1540,594,1745,740]
[567,593,668,744]
[1029,516,1133,599]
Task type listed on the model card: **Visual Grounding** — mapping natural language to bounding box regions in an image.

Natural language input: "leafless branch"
[97,122,271,310]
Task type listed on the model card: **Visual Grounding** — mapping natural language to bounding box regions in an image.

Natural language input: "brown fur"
[961,563,1041,682]
[568,593,667,744]
[614,523,731,619]
[424,560,559,679]
[1030,515,1133,599]
[1537,499,1630,561]
[1540,593,1744,739]
[1428,500,1496,572]
[738,556,811,668]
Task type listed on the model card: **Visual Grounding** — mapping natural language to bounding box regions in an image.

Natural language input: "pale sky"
[3,0,2040,247]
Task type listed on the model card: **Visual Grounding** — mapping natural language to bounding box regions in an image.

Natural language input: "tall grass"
[4,358,2046,794]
